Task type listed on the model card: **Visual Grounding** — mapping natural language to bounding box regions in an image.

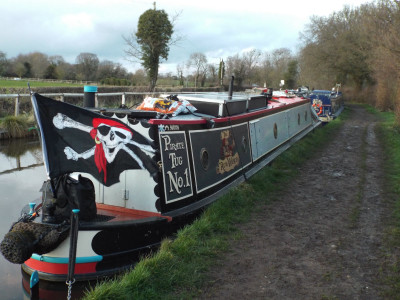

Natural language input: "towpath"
[198,104,391,299]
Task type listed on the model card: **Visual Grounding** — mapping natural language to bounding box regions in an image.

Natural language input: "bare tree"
[28,52,49,78]
[14,61,26,78]
[225,49,261,88]
[207,63,218,86]
[242,49,261,86]
[299,6,373,90]
[75,52,99,81]
[48,55,65,66]
[97,60,128,81]
[187,52,208,88]
[176,63,184,86]
[130,68,148,86]
[12,52,49,78]
[0,51,8,76]
[225,54,245,88]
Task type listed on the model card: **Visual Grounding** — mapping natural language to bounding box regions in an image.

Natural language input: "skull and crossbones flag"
[31,93,158,186]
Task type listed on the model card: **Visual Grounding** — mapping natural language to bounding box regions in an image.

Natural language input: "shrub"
[0,115,29,138]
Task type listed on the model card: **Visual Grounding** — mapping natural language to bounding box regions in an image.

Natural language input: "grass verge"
[374,108,400,297]
[83,111,349,300]
[0,79,84,88]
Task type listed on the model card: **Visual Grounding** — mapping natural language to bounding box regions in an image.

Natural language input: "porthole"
[298,113,301,125]
[200,148,209,170]
[273,123,278,139]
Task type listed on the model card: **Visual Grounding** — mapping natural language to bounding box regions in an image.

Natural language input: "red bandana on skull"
[90,118,132,183]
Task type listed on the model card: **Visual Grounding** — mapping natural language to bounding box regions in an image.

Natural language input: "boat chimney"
[228,76,234,100]
[83,85,97,108]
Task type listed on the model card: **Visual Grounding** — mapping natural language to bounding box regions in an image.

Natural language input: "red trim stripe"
[149,118,207,125]
[24,258,97,275]
[213,100,309,123]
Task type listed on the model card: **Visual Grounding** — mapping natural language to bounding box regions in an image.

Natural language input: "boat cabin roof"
[94,93,308,124]
[173,93,248,103]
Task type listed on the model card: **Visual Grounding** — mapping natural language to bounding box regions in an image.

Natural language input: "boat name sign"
[160,132,193,203]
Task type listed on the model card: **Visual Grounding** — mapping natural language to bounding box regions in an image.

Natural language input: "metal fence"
[0,91,216,116]
[0,92,154,116]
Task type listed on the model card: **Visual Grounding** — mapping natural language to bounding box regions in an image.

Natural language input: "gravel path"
[198,105,389,299]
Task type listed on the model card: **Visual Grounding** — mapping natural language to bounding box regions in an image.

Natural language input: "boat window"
[273,123,278,139]
[312,91,330,96]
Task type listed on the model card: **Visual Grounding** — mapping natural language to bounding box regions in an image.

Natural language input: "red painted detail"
[96,203,172,222]
[24,258,97,275]
[149,118,207,125]
[213,99,309,123]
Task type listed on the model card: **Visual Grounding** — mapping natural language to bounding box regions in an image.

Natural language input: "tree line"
[0,51,133,86]
[298,0,400,116]
[0,46,297,91]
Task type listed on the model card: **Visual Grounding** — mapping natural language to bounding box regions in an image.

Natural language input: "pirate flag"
[31,93,158,186]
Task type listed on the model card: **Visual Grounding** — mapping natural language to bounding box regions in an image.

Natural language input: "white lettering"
[162,135,171,151]
[167,168,191,194]
[169,153,183,169]
[161,135,186,151]
[167,171,182,194]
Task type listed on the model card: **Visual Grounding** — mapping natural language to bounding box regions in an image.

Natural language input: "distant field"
[0,79,85,89]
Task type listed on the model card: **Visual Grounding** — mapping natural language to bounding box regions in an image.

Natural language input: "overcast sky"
[2,0,371,74]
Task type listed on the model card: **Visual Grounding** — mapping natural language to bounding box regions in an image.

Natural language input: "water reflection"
[0,137,43,174]
[0,138,45,299]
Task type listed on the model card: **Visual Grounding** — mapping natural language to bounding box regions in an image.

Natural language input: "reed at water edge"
[0,115,37,139]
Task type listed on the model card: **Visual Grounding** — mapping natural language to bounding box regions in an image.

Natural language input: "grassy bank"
[83,111,348,299]
[373,107,400,297]
[0,79,84,88]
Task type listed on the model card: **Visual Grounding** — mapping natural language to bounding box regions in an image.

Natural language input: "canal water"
[0,137,45,299]
[0,138,92,299]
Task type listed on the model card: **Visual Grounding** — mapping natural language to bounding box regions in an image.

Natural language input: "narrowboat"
[309,88,344,122]
[0,89,320,282]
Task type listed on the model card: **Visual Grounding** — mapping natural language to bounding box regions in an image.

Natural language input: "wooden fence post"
[15,95,20,116]
[122,93,126,106]
[95,93,98,107]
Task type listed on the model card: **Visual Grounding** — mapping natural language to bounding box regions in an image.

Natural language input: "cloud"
[60,13,95,33]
